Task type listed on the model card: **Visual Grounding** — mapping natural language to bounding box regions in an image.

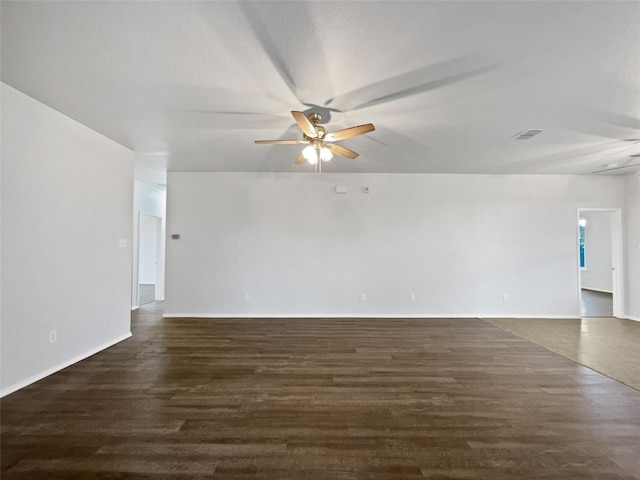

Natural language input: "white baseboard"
[581,287,613,294]
[622,315,640,323]
[477,315,580,319]
[163,313,479,319]
[0,332,132,398]
[132,299,163,310]
[163,313,579,319]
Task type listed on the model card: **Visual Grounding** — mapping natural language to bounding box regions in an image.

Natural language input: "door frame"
[576,208,624,318]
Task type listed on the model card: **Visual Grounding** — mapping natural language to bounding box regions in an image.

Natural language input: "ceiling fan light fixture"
[319,147,333,162]
[302,145,318,165]
[255,111,374,169]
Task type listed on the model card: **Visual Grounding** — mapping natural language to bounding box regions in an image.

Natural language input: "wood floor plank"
[2,304,639,479]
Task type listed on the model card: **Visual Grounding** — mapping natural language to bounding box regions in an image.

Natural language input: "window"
[578,218,587,269]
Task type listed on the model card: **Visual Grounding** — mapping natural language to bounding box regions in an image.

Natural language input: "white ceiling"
[2,1,639,182]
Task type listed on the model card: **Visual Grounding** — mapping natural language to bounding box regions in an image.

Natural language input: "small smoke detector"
[511,129,545,140]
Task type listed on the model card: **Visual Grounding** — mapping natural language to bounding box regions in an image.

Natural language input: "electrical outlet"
[243,293,250,301]
[503,294,509,302]
[360,293,366,301]
[410,293,416,301]
[49,330,57,344]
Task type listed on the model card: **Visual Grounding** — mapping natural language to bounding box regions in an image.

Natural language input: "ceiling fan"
[255,111,375,171]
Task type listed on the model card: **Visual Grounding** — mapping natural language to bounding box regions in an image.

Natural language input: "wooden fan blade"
[326,143,359,159]
[325,123,375,142]
[294,152,305,165]
[255,139,308,144]
[291,111,317,138]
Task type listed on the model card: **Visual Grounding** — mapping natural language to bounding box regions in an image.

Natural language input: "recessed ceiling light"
[604,163,618,168]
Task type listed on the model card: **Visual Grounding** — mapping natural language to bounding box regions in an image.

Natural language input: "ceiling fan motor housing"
[308,113,323,124]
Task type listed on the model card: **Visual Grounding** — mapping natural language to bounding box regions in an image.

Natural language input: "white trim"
[163,313,580,319]
[131,305,139,311]
[610,210,624,317]
[164,313,480,319]
[623,315,640,323]
[581,287,613,294]
[0,332,132,398]
[477,315,580,319]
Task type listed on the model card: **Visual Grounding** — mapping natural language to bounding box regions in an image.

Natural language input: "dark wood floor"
[2,304,639,479]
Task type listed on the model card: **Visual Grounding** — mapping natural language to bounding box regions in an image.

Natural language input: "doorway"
[577,208,623,318]
[138,213,162,306]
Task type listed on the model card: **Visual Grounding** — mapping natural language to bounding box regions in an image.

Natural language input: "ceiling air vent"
[511,129,545,140]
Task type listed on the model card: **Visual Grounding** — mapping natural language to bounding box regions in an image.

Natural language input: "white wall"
[165,172,624,318]
[624,174,640,321]
[580,211,613,292]
[132,180,166,307]
[0,83,134,396]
